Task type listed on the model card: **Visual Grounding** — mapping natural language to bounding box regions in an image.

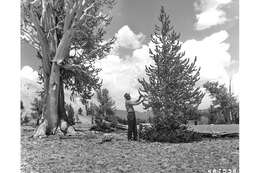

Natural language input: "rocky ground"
[21,121,239,173]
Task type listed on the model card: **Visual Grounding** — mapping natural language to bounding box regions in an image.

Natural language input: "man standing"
[124,92,143,141]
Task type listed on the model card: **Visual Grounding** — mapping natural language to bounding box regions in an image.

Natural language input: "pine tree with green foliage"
[203,81,239,124]
[87,102,99,124]
[31,97,44,120]
[78,107,83,115]
[30,93,45,126]
[138,7,204,142]
[65,104,75,125]
[91,88,118,131]
[96,88,116,119]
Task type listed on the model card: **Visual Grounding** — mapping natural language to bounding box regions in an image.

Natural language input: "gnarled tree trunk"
[45,62,60,134]
[33,63,72,137]
[58,79,70,133]
[33,32,72,137]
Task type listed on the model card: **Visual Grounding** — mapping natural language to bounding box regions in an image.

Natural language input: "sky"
[21,0,239,111]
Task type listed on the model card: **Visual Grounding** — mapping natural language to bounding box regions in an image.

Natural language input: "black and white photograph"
[11,0,244,172]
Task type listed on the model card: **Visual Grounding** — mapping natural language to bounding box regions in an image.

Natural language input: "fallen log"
[90,119,128,132]
[115,123,128,130]
[98,119,128,130]
[198,132,239,138]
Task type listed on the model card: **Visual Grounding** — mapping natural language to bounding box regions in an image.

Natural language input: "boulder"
[67,126,77,136]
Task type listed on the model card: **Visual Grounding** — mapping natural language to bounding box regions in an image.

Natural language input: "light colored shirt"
[125,100,139,112]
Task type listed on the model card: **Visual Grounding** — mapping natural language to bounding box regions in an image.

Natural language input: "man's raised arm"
[128,96,144,105]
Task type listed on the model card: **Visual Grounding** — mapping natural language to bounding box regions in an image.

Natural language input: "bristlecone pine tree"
[21,0,115,137]
[138,7,204,142]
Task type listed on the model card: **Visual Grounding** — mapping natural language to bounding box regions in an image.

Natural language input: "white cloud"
[95,44,154,111]
[194,0,232,30]
[96,26,238,111]
[183,30,239,108]
[20,66,38,81]
[93,25,153,111]
[182,30,231,86]
[113,25,145,51]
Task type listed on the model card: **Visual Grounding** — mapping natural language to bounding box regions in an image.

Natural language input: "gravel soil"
[21,124,239,173]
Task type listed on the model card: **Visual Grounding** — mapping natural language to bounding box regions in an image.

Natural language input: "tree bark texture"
[45,63,60,134]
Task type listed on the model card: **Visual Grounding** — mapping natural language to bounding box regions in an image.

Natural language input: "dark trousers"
[127,112,137,141]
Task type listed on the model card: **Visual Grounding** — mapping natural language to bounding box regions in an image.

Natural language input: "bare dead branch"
[21,22,41,50]
[64,3,75,28]
[75,2,95,25]
[30,7,46,43]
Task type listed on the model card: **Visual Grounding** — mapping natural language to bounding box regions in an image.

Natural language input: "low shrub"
[139,113,202,143]
[89,124,115,133]
[139,126,201,143]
